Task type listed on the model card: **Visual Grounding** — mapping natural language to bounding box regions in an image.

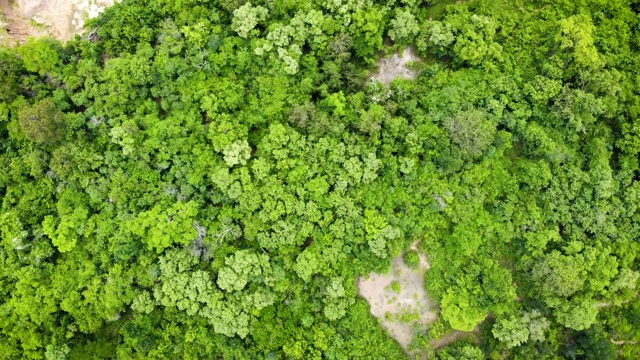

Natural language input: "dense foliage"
[2,0,640,358]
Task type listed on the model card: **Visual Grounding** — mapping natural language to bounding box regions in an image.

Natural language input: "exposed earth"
[0,0,117,44]
[357,244,435,353]
[371,46,421,85]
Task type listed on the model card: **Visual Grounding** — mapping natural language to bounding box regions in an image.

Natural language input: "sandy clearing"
[371,47,421,86]
[0,0,118,44]
[358,243,436,353]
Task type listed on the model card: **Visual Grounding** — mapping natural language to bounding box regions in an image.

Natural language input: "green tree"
[45,344,70,360]
[18,98,66,145]
[439,344,484,360]
[17,37,61,75]
[131,201,199,253]
[42,207,88,253]
[556,15,603,71]
[216,250,271,292]
[492,310,550,348]
[533,251,587,298]
[350,6,385,59]
[388,9,420,44]
[403,250,420,269]
[443,109,495,158]
[232,3,268,39]
[0,50,23,102]
[555,297,598,331]
[441,288,487,331]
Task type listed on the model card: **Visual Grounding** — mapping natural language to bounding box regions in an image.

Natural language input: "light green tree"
[388,9,420,44]
[492,310,550,348]
[441,288,487,331]
[44,344,70,360]
[533,251,586,298]
[223,140,251,167]
[217,250,271,292]
[17,37,61,75]
[232,3,268,39]
[554,297,598,331]
[444,109,495,158]
[556,15,603,70]
[131,201,198,253]
[42,207,88,253]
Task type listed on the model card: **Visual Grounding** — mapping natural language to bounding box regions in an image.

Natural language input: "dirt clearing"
[371,47,422,85]
[0,0,118,44]
[358,243,436,353]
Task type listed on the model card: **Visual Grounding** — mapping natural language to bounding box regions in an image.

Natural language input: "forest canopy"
[1,0,640,359]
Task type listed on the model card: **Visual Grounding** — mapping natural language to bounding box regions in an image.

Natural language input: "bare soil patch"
[358,243,435,353]
[0,0,118,44]
[371,47,422,85]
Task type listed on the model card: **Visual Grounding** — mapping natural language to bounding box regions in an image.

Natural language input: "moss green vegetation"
[390,281,402,294]
[1,0,640,358]
[404,250,420,269]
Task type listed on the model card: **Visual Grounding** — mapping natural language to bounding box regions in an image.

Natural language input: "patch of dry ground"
[0,0,118,44]
[358,243,435,353]
[371,47,421,85]
[358,241,479,356]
